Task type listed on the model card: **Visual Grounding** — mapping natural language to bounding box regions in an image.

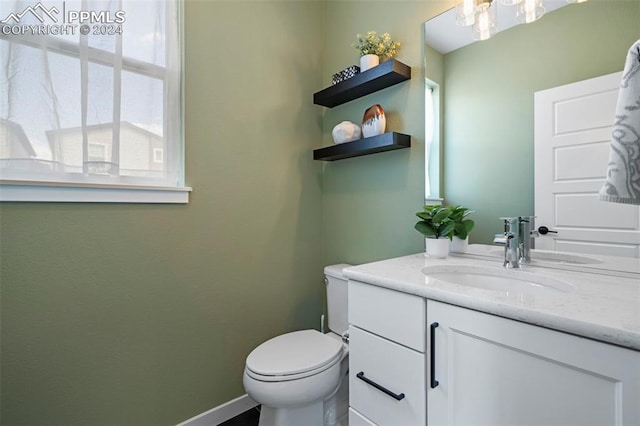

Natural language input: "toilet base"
[324,370,349,426]
[257,368,349,426]
[259,401,323,426]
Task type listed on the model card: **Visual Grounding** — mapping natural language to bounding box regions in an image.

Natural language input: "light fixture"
[516,0,545,23]
[455,0,584,41]
[472,0,497,41]
[456,0,479,26]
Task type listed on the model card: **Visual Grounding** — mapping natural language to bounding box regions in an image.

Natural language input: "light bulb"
[472,1,497,40]
[516,0,545,23]
[457,0,479,26]
[566,0,588,3]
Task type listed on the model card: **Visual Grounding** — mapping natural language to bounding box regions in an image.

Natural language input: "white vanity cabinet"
[348,280,427,426]
[344,252,639,425]
[427,299,640,426]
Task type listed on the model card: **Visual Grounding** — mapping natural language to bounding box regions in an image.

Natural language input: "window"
[153,148,163,163]
[88,143,107,162]
[0,0,188,203]
[425,79,442,204]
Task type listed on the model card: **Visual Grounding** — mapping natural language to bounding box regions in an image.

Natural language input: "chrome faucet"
[497,216,542,267]
[518,216,538,264]
[501,217,520,268]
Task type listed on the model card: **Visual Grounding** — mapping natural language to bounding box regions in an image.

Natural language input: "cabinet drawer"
[349,408,376,426]
[348,280,425,351]
[349,326,426,426]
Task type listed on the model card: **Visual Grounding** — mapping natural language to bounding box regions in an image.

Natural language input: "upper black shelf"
[313,59,411,108]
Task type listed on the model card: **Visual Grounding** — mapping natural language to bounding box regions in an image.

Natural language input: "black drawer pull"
[356,371,405,401]
[430,322,439,389]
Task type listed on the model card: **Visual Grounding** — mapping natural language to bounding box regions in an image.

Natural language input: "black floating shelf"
[313,60,411,108]
[313,132,410,161]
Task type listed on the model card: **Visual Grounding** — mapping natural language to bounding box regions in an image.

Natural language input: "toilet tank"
[324,264,352,336]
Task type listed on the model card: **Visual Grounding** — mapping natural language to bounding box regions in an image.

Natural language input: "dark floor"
[219,406,260,426]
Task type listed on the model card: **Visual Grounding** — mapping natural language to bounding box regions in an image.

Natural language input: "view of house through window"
[0,0,183,189]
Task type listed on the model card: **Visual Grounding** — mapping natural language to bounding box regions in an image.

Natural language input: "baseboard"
[177,394,259,426]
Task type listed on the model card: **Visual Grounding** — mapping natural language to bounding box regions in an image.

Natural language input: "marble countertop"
[460,244,640,278]
[343,248,640,351]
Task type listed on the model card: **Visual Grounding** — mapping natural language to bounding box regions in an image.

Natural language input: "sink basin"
[488,249,602,265]
[422,264,576,295]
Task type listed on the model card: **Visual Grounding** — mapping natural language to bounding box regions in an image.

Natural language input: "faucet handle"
[499,217,519,234]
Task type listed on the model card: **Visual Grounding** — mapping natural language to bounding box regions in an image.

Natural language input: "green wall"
[443,0,640,243]
[321,1,452,266]
[4,0,635,423]
[0,1,324,424]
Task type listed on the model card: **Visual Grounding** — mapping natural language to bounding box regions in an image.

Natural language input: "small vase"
[362,104,386,138]
[450,236,469,253]
[425,237,450,259]
[360,54,379,72]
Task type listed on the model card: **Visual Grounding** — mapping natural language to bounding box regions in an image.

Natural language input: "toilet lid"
[246,330,343,378]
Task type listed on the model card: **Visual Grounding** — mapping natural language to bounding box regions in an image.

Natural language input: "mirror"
[424,0,640,256]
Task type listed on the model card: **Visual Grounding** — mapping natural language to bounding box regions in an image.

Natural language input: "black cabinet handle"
[356,371,405,401]
[430,322,439,389]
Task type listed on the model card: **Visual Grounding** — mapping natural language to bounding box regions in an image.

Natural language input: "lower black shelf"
[313,132,411,161]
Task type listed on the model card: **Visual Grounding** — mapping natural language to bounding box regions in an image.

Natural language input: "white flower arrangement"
[353,31,400,60]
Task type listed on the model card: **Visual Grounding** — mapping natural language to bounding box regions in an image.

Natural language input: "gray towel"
[599,40,640,205]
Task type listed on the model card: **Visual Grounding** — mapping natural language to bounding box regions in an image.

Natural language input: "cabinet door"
[427,300,640,426]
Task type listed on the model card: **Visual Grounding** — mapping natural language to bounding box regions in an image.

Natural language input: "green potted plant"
[414,205,455,258]
[449,205,475,253]
[353,31,400,72]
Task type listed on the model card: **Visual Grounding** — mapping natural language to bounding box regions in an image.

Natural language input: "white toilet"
[243,264,351,426]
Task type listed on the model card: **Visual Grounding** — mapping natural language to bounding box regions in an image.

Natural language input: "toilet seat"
[246,330,343,382]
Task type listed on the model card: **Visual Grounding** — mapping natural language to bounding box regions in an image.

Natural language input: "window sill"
[0,180,191,204]
[425,197,444,206]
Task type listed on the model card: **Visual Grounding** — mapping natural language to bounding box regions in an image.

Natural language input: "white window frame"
[0,1,190,203]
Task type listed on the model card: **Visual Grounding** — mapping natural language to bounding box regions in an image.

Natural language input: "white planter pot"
[425,237,450,259]
[360,54,380,72]
[450,236,469,253]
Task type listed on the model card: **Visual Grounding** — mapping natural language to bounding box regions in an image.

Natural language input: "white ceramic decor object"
[360,54,379,72]
[362,104,386,138]
[425,237,450,259]
[331,121,362,144]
